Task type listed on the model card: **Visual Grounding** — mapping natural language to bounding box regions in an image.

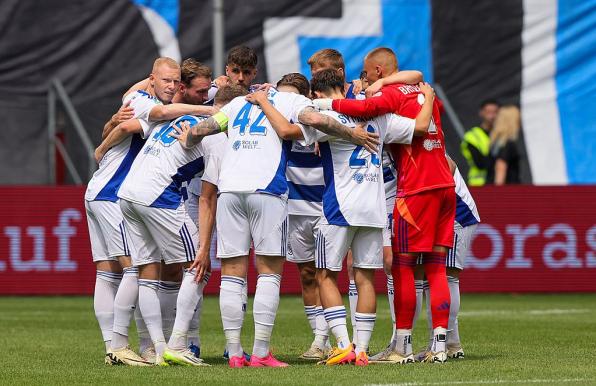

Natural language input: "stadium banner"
[0,186,595,295]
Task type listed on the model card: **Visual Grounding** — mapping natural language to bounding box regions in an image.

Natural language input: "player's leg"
[107,200,152,366]
[287,214,329,359]
[421,188,456,363]
[159,261,182,343]
[351,226,383,366]
[346,250,358,348]
[315,224,354,365]
[215,192,252,367]
[446,222,477,359]
[85,201,124,359]
[246,193,289,367]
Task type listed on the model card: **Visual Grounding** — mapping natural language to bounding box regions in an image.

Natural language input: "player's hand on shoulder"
[351,79,364,95]
[114,101,134,123]
[169,120,192,149]
[419,82,435,100]
[214,75,231,88]
[365,79,384,99]
[253,83,274,93]
[353,122,380,154]
[245,90,268,105]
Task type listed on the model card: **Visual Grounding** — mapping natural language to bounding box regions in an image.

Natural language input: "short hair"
[480,98,500,109]
[226,46,258,69]
[365,47,398,71]
[276,73,310,97]
[181,58,212,86]
[307,48,345,71]
[152,57,179,73]
[214,84,249,106]
[311,69,345,95]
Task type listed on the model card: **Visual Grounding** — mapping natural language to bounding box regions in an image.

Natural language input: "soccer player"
[308,48,423,349]
[414,156,480,360]
[246,69,435,366]
[315,47,456,363]
[206,45,261,104]
[96,57,214,366]
[183,77,379,368]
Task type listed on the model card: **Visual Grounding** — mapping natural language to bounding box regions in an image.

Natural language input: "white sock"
[138,279,166,356]
[187,300,201,348]
[447,276,461,346]
[313,306,329,349]
[94,271,121,351]
[111,267,138,350]
[134,307,152,354]
[348,280,358,346]
[413,279,424,329]
[395,329,413,356]
[304,305,317,334]
[355,312,376,355]
[432,327,447,353]
[387,275,396,345]
[324,305,351,349]
[169,270,210,350]
[158,280,180,342]
[252,274,281,358]
[424,280,433,349]
[242,279,248,314]
[220,275,246,358]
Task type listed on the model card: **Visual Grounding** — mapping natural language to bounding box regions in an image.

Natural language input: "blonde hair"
[365,47,398,72]
[152,57,180,73]
[307,49,345,71]
[490,105,521,148]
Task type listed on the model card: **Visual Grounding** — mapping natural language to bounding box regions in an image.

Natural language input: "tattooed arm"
[298,107,380,154]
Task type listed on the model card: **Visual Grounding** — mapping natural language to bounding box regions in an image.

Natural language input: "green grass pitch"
[1,294,595,385]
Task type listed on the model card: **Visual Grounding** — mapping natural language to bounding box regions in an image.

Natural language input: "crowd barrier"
[0,186,594,295]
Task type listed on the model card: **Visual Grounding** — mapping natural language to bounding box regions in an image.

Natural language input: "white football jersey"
[454,167,481,227]
[286,141,324,216]
[300,110,415,228]
[217,89,313,195]
[118,115,225,209]
[381,148,397,206]
[85,90,161,202]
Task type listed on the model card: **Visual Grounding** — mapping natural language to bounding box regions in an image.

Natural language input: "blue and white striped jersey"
[454,167,481,227]
[118,115,225,209]
[286,141,323,216]
[85,90,161,202]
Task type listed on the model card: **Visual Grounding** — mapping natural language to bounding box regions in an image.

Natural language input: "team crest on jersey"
[423,139,442,151]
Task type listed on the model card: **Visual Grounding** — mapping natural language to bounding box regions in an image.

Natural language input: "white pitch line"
[366,377,593,386]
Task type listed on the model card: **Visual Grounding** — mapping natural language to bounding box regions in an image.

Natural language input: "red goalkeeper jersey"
[332,83,454,197]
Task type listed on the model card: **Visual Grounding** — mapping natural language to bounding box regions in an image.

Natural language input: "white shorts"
[382,212,393,248]
[85,200,129,262]
[120,200,198,266]
[447,223,478,270]
[185,191,218,259]
[315,224,383,271]
[286,214,320,264]
[216,192,288,258]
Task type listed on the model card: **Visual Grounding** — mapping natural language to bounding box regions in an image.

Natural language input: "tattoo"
[298,107,356,142]
[186,117,221,148]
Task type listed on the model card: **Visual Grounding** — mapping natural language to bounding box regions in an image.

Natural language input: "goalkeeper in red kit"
[314,47,455,363]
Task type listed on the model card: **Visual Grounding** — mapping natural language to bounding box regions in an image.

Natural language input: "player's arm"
[149,103,217,121]
[184,113,227,147]
[365,71,424,98]
[245,91,304,140]
[124,78,150,98]
[413,82,435,136]
[95,119,142,162]
[190,181,216,283]
[102,102,135,139]
[314,88,397,117]
[298,107,380,154]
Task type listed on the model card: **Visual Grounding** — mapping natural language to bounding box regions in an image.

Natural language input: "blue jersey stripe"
[258,140,290,196]
[319,142,349,226]
[287,151,323,168]
[151,157,205,209]
[288,181,324,202]
[455,194,479,227]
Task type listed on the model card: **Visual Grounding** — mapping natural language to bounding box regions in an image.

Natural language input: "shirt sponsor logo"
[352,172,379,184]
[143,145,160,157]
[232,140,260,151]
[423,139,442,151]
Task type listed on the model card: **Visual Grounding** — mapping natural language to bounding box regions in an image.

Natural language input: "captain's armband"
[212,112,229,132]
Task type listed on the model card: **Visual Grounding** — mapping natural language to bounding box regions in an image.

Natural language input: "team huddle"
[85,45,480,368]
